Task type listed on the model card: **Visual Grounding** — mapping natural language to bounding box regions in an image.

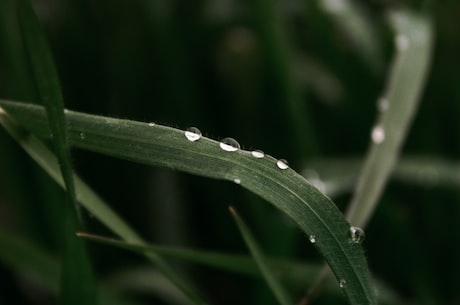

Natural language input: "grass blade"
[229,207,293,305]
[345,10,434,228]
[0,109,208,305]
[0,101,376,305]
[17,1,96,303]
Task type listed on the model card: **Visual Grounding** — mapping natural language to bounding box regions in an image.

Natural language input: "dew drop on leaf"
[276,159,289,170]
[219,137,240,152]
[350,226,365,244]
[339,279,347,288]
[233,178,241,184]
[251,150,265,158]
[309,235,316,244]
[185,127,202,142]
[371,125,385,144]
[148,122,155,127]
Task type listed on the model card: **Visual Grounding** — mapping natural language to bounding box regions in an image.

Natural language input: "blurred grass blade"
[0,101,376,305]
[317,0,383,72]
[0,229,166,305]
[346,10,434,228]
[229,207,293,305]
[0,110,208,305]
[17,1,96,303]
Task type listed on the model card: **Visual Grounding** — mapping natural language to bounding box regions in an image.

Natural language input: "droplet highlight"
[339,279,347,288]
[371,125,385,144]
[276,159,289,170]
[233,178,241,184]
[148,122,155,127]
[219,137,240,152]
[185,127,202,142]
[251,150,265,158]
[79,132,86,140]
[350,226,365,244]
[309,235,316,244]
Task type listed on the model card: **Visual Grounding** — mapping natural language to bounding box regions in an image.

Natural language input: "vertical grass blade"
[346,10,434,228]
[229,207,293,305]
[17,1,97,303]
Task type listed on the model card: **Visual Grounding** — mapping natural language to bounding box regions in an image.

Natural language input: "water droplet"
[148,122,155,127]
[276,159,289,170]
[233,178,241,184]
[350,226,365,243]
[371,125,385,144]
[79,132,86,140]
[251,150,265,158]
[185,127,202,142]
[377,97,389,112]
[219,137,240,152]
[395,34,410,52]
[309,235,316,244]
[339,279,347,288]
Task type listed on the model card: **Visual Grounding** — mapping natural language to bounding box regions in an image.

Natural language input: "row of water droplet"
[184,127,289,170]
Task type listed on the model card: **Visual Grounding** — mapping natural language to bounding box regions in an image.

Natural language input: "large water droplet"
[371,125,385,144]
[80,132,86,140]
[219,138,240,152]
[251,150,265,158]
[276,159,289,170]
[339,279,347,288]
[309,235,316,244]
[395,34,410,52]
[185,127,202,142]
[148,122,156,127]
[350,226,365,243]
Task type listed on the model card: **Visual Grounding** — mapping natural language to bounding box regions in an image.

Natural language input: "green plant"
[2,1,457,305]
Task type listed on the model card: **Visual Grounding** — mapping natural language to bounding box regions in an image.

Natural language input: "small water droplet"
[371,125,385,144]
[350,226,365,243]
[309,235,316,244]
[395,34,410,52]
[251,150,265,158]
[339,279,347,288]
[80,132,86,140]
[276,159,289,170]
[219,137,240,152]
[233,178,241,184]
[377,97,389,112]
[148,122,155,127]
[185,127,202,142]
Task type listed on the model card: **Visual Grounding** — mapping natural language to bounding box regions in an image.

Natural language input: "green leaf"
[17,1,96,303]
[0,100,377,305]
[345,10,434,228]
[229,207,293,305]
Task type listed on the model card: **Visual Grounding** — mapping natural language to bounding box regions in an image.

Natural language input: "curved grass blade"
[17,1,96,303]
[0,109,208,305]
[345,10,434,228]
[0,101,376,305]
[229,207,293,305]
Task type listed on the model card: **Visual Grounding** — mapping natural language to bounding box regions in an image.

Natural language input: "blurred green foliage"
[1,0,460,304]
